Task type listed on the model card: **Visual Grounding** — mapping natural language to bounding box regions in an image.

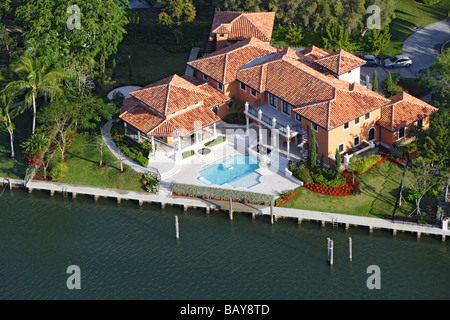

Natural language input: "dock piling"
[349,237,352,262]
[327,238,333,265]
[270,200,274,225]
[229,198,233,221]
[175,215,179,240]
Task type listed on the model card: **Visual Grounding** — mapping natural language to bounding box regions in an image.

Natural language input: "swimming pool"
[197,155,261,188]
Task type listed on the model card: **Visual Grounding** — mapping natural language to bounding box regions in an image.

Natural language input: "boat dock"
[1,177,449,241]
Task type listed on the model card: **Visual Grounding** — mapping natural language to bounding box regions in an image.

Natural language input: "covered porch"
[243,102,308,161]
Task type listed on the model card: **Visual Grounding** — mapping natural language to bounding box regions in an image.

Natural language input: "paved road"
[403,19,450,76]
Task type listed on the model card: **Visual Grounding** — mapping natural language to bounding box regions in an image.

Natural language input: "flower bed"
[275,190,298,206]
[302,173,359,197]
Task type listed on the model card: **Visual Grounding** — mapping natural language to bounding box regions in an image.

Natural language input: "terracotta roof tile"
[314,49,366,75]
[377,92,438,131]
[129,75,211,115]
[187,37,277,84]
[209,11,275,42]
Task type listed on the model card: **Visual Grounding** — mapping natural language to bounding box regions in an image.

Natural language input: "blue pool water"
[198,155,261,188]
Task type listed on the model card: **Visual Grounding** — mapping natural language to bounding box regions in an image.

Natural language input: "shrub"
[171,183,275,205]
[294,167,313,184]
[50,161,68,181]
[349,154,382,174]
[140,173,160,193]
[204,136,226,147]
[182,150,195,159]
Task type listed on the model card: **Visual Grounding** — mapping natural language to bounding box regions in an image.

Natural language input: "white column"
[177,137,182,162]
[258,125,262,143]
[443,218,448,231]
[213,122,217,138]
[246,117,250,135]
[258,109,262,121]
[245,102,249,112]
[272,117,276,129]
[195,130,199,145]
[137,131,141,143]
[286,125,291,160]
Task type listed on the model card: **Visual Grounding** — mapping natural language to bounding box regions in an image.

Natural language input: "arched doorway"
[368,127,375,141]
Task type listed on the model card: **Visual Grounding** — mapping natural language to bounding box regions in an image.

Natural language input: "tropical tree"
[6,55,62,135]
[365,26,391,55]
[322,22,350,51]
[0,94,23,158]
[16,0,129,62]
[158,0,196,46]
[405,158,446,217]
[285,26,303,47]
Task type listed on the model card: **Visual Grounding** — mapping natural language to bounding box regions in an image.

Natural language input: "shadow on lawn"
[65,150,120,171]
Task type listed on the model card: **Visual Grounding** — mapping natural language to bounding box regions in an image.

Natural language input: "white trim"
[338,142,345,154]
[343,121,350,131]
[368,126,376,141]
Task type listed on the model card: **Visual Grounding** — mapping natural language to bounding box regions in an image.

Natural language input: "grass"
[283,161,417,219]
[57,131,144,192]
[0,109,32,180]
[107,43,190,91]
[384,0,450,55]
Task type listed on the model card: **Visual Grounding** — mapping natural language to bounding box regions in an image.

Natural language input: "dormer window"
[203,74,209,81]
[217,82,223,92]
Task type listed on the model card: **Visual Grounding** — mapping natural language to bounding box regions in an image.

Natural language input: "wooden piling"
[298,218,302,225]
[393,229,397,236]
[327,238,333,265]
[175,216,179,240]
[72,192,77,199]
[229,198,233,221]
[349,237,352,262]
[161,202,165,209]
[50,190,55,196]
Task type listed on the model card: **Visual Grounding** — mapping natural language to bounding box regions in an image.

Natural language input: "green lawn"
[57,131,145,192]
[384,0,450,55]
[108,43,190,90]
[0,110,32,180]
[283,161,416,219]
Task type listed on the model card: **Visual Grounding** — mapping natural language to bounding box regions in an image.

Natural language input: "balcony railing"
[245,103,306,138]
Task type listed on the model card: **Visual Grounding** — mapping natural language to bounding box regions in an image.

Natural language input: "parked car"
[383,55,412,68]
[363,55,380,67]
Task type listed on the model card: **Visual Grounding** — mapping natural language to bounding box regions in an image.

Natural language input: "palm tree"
[0,94,23,158]
[6,55,62,135]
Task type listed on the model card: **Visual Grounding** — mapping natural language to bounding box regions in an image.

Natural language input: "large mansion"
[119,11,438,167]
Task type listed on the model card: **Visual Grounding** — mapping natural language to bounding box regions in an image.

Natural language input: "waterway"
[0,188,449,300]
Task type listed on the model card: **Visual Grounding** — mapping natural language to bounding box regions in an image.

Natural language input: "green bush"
[349,154,382,174]
[182,150,195,159]
[294,167,313,184]
[50,161,68,181]
[204,136,226,147]
[171,183,275,205]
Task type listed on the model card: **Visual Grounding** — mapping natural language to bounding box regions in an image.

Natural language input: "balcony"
[244,103,307,139]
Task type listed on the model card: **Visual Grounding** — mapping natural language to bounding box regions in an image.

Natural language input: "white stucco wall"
[338,67,361,85]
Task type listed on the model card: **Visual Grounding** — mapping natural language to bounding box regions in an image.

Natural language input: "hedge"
[171,183,275,205]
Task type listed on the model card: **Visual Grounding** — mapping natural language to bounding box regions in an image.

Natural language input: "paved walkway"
[403,19,450,76]
[185,47,201,77]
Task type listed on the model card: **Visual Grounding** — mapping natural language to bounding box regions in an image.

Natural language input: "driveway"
[402,19,450,76]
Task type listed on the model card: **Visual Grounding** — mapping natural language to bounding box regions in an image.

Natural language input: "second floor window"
[217,82,223,91]
[203,74,208,81]
[355,117,360,125]
[311,123,318,132]
[398,127,406,139]
[268,93,277,108]
[240,82,246,92]
[250,88,257,98]
[365,112,371,121]
[282,101,290,115]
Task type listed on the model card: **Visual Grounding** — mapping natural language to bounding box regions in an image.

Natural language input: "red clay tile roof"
[298,46,329,61]
[129,75,211,116]
[187,37,277,84]
[293,87,390,130]
[120,76,225,137]
[209,11,275,42]
[377,92,438,132]
[314,49,366,75]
